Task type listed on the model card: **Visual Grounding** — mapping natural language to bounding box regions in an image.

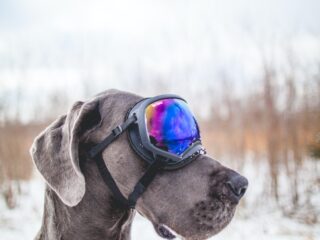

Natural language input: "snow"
[1,162,319,240]
[0,179,44,240]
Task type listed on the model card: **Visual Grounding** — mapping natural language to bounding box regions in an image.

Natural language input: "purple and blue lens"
[145,98,200,155]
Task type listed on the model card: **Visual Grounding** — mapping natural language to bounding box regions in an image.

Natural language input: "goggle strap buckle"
[88,114,136,159]
[112,125,123,137]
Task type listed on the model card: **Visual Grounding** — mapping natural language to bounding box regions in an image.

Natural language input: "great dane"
[30,89,248,240]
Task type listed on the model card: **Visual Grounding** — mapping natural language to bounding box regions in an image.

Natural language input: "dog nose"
[226,174,248,200]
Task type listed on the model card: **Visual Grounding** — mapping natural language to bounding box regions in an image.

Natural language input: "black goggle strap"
[88,114,164,209]
[95,153,130,207]
[88,115,137,159]
[127,156,163,208]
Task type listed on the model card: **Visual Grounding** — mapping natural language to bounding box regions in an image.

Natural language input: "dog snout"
[226,174,248,202]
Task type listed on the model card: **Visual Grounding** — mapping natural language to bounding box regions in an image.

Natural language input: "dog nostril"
[226,175,248,199]
[240,186,247,196]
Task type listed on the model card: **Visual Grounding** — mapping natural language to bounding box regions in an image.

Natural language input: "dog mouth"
[152,201,236,240]
[154,224,177,239]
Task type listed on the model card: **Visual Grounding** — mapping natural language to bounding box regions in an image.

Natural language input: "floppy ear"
[30,99,101,206]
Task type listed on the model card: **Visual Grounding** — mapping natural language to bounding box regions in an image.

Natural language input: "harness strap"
[88,114,163,209]
[95,155,130,207]
[88,115,137,159]
[128,157,163,208]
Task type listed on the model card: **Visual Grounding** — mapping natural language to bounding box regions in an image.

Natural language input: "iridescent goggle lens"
[145,98,200,156]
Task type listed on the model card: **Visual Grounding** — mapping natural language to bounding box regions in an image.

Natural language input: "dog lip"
[155,224,177,239]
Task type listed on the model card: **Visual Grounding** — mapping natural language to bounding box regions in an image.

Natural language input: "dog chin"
[153,221,225,240]
[154,204,236,240]
[154,218,234,240]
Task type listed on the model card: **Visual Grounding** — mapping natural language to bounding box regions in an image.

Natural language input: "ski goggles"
[127,94,205,169]
[88,94,206,208]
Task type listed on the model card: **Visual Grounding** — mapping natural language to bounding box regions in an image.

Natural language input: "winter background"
[0,0,320,239]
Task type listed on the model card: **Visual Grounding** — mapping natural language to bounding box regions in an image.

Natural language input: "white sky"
[0,0,319,121]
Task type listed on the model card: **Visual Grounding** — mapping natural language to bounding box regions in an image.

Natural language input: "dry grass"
[0,122,45,208]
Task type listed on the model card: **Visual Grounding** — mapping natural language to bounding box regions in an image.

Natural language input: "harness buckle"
[112,125,123,137]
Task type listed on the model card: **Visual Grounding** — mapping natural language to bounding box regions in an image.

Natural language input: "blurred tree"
[309,133,320,159]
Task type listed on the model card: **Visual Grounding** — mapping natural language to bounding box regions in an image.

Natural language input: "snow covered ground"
[1,161,319,240]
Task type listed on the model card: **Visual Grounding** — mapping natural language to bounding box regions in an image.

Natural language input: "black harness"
[88,115,163,209]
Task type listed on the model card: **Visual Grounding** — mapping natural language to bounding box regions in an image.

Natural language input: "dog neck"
[36,185,135,240]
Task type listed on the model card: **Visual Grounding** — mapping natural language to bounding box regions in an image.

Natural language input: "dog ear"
[30,99,101,206]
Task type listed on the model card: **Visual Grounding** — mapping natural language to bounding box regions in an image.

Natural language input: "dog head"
[31,89,248,240]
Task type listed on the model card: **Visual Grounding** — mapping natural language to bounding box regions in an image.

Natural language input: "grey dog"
[30,89,248,240]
